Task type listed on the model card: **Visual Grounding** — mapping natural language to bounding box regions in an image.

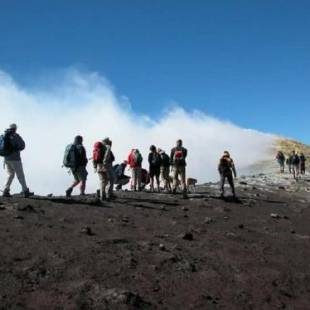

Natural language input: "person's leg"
[219,174,225,197]
[99,172,107,200]
[80,167,88,195]
[13,161,28,192]
[155,173,160,192]
[137,168,142,190]
[107,168,114,199]
[172,167,179,192]
[180,166,186,192]
[4,161,15,194]
[227,173,236,197]
[131,169,136,191]
[150,174,154,192]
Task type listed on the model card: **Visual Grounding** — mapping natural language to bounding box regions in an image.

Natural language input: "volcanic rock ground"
[1,172,310,309]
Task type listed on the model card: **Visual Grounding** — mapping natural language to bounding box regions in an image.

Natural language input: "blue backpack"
[0,132,13,157]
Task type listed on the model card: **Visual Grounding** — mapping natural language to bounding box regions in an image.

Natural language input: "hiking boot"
[24,189,34,198]
[65,188,73,198]
[2,189,12,198]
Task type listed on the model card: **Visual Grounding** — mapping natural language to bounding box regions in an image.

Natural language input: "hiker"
[148,145,161,192]
[93,137,115,201]
[158,148,171,192]
[128,149,143,191]
[64,135,88,197]
[218,151,237,198]
[286,157,292,174]
[276,151,285,173]
[113,160,130,190]
[0,124,33,198]
[141,168,150,190]
[170,139,188,196]
[290,151,300,180]
[299,153,306,175]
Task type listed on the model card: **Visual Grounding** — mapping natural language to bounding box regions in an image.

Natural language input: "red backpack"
[93,142,105,163]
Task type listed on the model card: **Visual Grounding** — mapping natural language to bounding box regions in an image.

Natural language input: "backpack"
[133,151,143,166]
[291,155,300,165]
[63,144,78,168]
[151,152,161,166]
[161,153,170,167]
[277,152,284,161]
[0,132,13,157]
[93,142,106,164]
[173,149,184,165]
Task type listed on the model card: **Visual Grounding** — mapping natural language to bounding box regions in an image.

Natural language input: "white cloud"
[0,69,276,195]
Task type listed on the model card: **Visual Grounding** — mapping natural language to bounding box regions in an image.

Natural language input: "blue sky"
[0,0,309,143]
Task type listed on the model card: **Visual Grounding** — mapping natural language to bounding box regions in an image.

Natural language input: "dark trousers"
[220,172,235,196]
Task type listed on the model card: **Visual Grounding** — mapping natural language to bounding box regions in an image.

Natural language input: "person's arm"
[148,153,152,165]
[183,147,188,159]
[231,161,237,178]
[170,148,175,165]
[82,146,88,166]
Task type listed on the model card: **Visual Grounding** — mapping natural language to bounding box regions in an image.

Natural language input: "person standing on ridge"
[276,151,285,173]
[93,137,115,201]
[63,135,88,197]
[218,151,237,198]
[290,150,300,180]
[128,149,143,191]
[148,145,161,192]
[158,148,171,192]
[286,156,292,174]
[170,139,187,197]
[299,153,306,175]
[0,124,33,198]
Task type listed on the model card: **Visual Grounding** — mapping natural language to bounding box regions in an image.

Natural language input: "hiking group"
[63,138,191,201]
[276,150,307,179]
[1,124,238,200]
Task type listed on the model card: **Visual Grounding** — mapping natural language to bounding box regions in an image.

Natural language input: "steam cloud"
[0,69,276,195]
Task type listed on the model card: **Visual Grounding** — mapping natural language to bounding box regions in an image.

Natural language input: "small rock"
[238,224,244,229]
[290,229,296,234]
[204,217,213,224]
[14,215,24,220]
[239,181,248,185]
[182,206,189,211]
[180,232,194,241]
[108,218,113,223]
[0,205,6,210]
[159,243,166,251]
[270,213,281,219]
[80,226,94,235]
[160,205,167,211]
[14,203,35,212]
[121,217,129,223]
[278,186,285,190]
[224,216,229,220]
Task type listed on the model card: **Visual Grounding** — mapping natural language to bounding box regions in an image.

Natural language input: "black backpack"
[151,153,161,166]
[0,131,13,157]
[161,153,170,167]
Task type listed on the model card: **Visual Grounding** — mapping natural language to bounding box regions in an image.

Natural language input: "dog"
[168,176,197,192]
